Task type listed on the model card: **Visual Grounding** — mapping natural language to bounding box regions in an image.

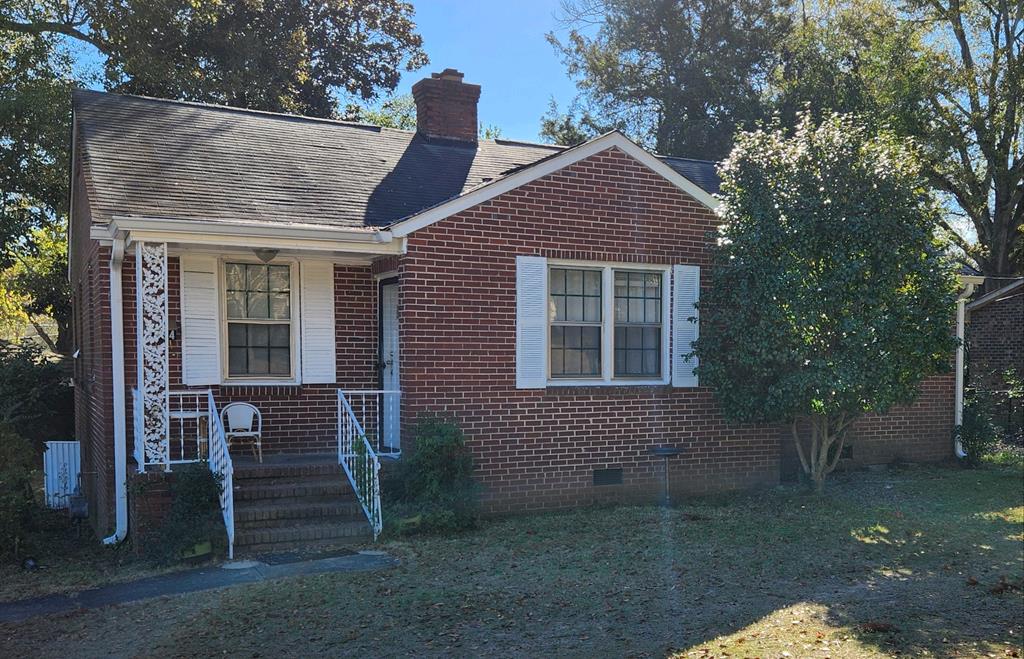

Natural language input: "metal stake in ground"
[649,445,683,506]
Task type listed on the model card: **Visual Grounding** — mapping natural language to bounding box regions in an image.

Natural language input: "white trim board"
[389,131,720,238]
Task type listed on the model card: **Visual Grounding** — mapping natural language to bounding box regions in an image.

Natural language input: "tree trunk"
[791,413,853,493]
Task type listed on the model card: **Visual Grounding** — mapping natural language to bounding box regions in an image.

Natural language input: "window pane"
[626,349,642,374]
[269,324,290,347]
[269,266,290,292]
[247,265,268,292]
[228,347,246,375]
[550,326,564,348]
[553,296,566,321]
[247,292,269,318]
[269,348,290,375]
[247,323,269,347]
[584,270,601,295]
[615,350,626,375]
[270,293,290,320]
[228,323,246,346]
[566,296,584,322]
[614,299,626,323]
[225,263,245,291]
[645,273,661,296]
[643,326,660,350]
[247,348,269,374]
[645,299,661,323]
[566,269,583,295]
[564,326,581,349]
[643,350,659,375]
[628,299,643,322]
[550,347,565,376]
[550,269,566,294]
[564,348,581,374]
[581,326,601,349]
[628,326,643,349]
[226,291,245,319]
[583,296,600,322]
[581,349,600,375]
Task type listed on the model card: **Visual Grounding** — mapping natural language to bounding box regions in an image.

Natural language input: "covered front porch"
[104,216,407,556]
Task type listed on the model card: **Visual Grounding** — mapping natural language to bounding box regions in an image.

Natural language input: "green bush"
[955,390,1001,467]
[0,341,74,446]
[148,465,225,563]
[0,423,39,560]
[383,417,478,535]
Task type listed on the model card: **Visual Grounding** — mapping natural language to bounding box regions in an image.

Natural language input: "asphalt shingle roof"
[73,89,721,229]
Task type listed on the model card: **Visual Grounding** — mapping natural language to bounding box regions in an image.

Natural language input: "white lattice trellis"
[136,241,169,469]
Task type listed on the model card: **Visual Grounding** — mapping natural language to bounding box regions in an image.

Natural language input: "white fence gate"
[43,441,81,509]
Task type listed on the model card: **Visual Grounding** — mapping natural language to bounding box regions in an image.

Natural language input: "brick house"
[71,69,961,557]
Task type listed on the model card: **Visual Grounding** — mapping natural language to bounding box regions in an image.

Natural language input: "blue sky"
[390,0,578,142]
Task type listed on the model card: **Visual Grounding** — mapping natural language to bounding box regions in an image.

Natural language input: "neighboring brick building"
[966,279,1024,431]
[70,69,959,554]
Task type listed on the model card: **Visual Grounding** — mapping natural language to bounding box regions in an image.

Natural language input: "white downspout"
[953,281,977,458]
[104,237,129,544]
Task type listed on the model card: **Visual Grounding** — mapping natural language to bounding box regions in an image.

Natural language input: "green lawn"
[2,465,1021,658]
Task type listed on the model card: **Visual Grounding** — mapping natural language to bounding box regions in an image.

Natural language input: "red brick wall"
[399,147,956,511]
[71,162,117,537]
[400,147,780,512]
[968,290,1024,391]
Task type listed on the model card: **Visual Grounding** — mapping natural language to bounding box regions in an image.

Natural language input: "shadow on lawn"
[665,467,1023,658]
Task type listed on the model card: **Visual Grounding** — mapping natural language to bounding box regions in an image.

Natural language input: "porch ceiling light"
[253,248,279,263]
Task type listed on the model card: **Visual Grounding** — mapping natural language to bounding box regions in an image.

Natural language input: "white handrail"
[337,390,382,538]
[206,390,235,559]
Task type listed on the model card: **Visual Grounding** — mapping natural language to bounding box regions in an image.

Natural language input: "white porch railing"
[206,390,235,559]
[341,390,402,456]
[130,387,234,558]
[337,390,383,539]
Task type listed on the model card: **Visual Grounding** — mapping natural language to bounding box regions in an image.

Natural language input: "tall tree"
[547,0,792,158]
[694,113,958,491]
[1,0,427,117]
[773,0,1023,281]
[0,32,71,351]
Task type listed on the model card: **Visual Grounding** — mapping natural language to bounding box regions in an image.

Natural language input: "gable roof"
[73,89,722,232]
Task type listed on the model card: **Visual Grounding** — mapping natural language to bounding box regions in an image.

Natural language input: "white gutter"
[103,236,129,545]
[953,276,983,458]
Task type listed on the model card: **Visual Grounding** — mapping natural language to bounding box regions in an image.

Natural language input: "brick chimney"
[412,68,480,143]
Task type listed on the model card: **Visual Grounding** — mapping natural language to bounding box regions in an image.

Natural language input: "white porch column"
[135,241,170,470]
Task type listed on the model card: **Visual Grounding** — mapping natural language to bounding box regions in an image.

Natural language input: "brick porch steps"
[231,456,372,554]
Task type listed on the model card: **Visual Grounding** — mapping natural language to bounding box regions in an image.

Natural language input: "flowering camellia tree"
[695,112,959,492]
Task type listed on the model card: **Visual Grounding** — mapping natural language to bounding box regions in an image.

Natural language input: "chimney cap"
[434,68,465,82]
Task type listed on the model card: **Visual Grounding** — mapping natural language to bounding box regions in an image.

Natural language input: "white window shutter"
[516,255,548,389]
[180,254,221,385]
[300,261,337,384]
[672,264,700,387]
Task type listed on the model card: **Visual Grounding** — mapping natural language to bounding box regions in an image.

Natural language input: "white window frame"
[547,259,671,387]
[218,258,301,385]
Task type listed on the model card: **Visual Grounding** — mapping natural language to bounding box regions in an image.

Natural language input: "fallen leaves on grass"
[859,621,899,633]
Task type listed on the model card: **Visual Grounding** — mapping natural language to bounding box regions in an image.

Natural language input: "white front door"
[380,280,400,453]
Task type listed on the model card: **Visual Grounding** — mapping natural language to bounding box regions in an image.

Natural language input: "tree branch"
[27,317,58,353]
[0,17,109,54]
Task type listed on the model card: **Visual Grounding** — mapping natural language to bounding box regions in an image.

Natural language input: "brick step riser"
[236,513,367,531]
[235,503,365,523]
[234,483,352,501]
[236,536,372,555]
[234,475,349,489]
[233,466,343,481]
[235,523,372,548]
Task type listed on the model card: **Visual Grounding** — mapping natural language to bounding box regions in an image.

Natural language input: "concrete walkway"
[0,551,397,624]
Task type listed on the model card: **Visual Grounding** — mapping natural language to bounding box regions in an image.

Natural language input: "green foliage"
[144,464,225,564]
[383,417,478,534]
[0,423,38,560]
[0,339,73,444]
[345,94,418,131]
[771,0,1022,279]
[956,390,1001,468]
[548,0,791,159]
[1,222,71,352]
[696,112,958,488]
[1,0,427,118]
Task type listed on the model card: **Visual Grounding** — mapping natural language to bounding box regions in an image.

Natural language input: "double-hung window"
[548,263,668,384]
[224,262,295,379]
